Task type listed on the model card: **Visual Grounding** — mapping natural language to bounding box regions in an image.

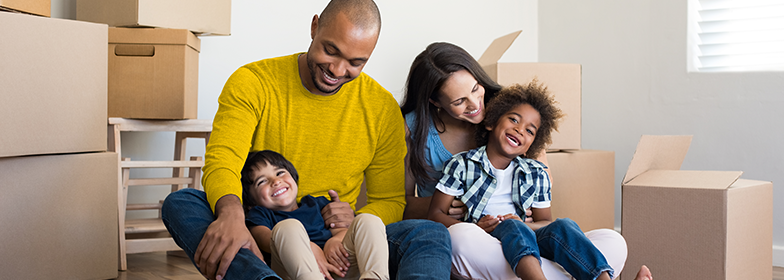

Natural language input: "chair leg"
[119,158,131,271]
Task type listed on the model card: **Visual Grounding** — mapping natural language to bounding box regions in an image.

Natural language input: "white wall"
[539,0,784,266]
[51,0,782,266]
[50,0,538,218]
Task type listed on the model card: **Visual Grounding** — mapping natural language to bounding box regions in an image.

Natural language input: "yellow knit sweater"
[202,53,406,225]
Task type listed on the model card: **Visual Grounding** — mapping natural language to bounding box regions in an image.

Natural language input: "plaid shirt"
[437,146,551,223]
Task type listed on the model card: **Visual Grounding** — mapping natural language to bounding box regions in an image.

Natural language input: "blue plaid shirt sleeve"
[437,154,468,197]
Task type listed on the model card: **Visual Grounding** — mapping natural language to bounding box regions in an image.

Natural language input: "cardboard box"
[547,150,615,232]
[0,0,50,17]
[620,135,772,280]
[76,0,231,35]
[478,31,581,151]
[0,152,119,279]
[108,27,200,119]
[0,12,107,158]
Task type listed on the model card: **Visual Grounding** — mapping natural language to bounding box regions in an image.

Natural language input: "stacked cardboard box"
[74,0,231,119]
[620,135,772,280]
[0,0,50,17]
[478,31,615,231]
[0,12,119,279]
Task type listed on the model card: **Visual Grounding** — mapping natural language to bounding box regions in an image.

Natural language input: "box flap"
[626,170,742,189]
[477,30,521,66]
[623,135,693,184]
[108,27,201,52]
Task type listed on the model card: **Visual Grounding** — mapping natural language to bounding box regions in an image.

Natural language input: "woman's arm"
[427,190,462,228]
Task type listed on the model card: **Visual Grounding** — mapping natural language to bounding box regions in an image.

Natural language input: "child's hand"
[499,213,523,222]
[323,236,350,273]
[476,215,502,233]
[311,242,342,280]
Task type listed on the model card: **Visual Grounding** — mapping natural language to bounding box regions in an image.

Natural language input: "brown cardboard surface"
[0,12,107,158]
[76,0,231,35]
[108,27,200,119]
[623,135,692,184]
[546,150,615,232]
[0,152,119,279]
[620,135,772,280]
[479,31,581,150]
[0,0,50,16]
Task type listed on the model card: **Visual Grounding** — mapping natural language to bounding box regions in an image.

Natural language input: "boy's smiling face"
[248,162,299,212]
[485,103,541,169]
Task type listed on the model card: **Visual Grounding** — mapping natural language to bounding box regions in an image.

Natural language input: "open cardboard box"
[620,135,772,280]
[108,27,200,119]
[478,31,581,151]
[77,0,231,35]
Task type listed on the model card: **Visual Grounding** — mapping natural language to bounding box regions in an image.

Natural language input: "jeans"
[161,188,280,280]
[162,188,452,280]
[490,218,614,280]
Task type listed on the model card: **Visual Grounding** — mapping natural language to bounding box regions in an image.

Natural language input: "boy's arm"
[427,190,461,228]
[249,225,272,253]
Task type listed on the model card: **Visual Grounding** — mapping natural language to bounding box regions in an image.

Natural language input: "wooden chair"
[107,118,212,271]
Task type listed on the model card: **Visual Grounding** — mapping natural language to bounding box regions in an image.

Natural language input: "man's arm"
[354,107,407,225]
[195,195,264,280]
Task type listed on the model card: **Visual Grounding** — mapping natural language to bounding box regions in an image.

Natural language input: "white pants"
[448,223,627,280]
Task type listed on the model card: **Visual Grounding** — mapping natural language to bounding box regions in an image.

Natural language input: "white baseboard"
[774,245,784,267]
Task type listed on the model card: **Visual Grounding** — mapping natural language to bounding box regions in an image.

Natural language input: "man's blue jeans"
[162,188,452,280]
[490,218,614,280]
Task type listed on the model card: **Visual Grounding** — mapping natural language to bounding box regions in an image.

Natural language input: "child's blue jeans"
[489,218,614,280]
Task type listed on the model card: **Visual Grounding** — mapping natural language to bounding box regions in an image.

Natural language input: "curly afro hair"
[476,79,564,159]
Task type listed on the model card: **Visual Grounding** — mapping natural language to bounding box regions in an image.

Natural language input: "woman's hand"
[499,213,523,222]
[311,242,342,280]
[448,199,468,220]
[323,234,350,274]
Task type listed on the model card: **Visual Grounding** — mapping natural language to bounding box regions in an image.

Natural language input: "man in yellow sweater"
[161,1,451,280]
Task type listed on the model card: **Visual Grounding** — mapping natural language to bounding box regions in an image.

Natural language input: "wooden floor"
[117,252,784,280]
[116,251,202,280]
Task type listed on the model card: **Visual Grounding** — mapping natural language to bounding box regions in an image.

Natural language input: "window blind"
[694,0,784,72]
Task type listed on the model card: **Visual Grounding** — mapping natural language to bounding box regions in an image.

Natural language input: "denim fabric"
[161,188,281,280]
[163,189,452,280]
[386,219,452,280]
[491,218,614,280]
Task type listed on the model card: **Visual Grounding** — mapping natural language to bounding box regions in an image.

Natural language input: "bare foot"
[634,265,652,280]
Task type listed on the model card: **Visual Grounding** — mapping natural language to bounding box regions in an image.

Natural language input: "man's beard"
[308,56,344,94]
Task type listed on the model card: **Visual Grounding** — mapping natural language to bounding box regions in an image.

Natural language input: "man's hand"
[321,190,354,229]
[194,195,264,280]
[476,215,502,233]
[447,198,468,220]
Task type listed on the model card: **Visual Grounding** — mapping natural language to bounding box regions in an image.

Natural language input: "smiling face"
[431,69,486,124]
[300,12,379,95]
[247,162,299,212]
[485,103,541,169]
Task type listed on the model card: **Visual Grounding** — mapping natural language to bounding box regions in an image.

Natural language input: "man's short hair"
[319,0,381,32]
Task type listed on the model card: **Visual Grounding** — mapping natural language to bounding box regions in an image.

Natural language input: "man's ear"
[310,14,319,39]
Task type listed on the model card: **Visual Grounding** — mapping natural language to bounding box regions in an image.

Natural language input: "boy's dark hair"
[240,150,299,210]
[476,80,564,159]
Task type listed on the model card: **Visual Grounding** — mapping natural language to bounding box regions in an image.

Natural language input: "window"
[689,0,784,72]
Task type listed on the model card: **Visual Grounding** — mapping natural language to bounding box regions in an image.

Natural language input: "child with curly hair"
[428,80,619,280]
